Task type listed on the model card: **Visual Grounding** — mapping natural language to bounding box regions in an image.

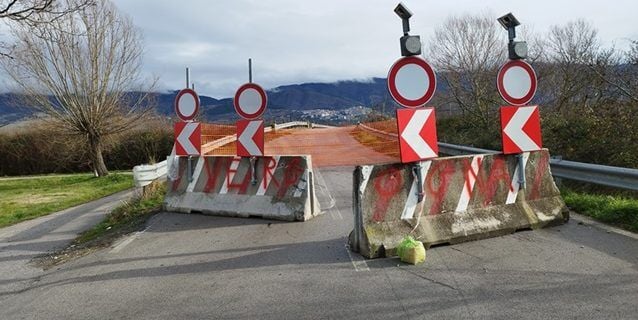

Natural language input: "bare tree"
[1,0,156,176]
[427,14,504,124]
[0,0,93,57]
[540,20,607,113]
[426,13,506,145]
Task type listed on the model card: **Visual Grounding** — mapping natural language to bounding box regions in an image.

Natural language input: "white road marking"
[109,233,140,254]
[345,244,370,272]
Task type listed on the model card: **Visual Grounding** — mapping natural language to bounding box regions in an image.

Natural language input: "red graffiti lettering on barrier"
[262,157,278,190]
[226,157,251,194]
[276,158,305,199]
[203,157,229,193]
[529,152,550,200]
[372,167,403,222]
[474,156,512,206]
[425,161,456,215]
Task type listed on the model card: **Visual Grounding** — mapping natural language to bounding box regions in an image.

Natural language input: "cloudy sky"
[111,0,638,99]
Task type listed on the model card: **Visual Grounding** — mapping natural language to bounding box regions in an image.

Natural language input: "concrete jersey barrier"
[165,155,321,221]
[350,149,569,258]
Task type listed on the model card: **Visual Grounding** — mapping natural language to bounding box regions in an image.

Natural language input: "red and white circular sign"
[387,56,437,108]
[497,60,537,106]
[174,88,200,121]
[233,83,267,119]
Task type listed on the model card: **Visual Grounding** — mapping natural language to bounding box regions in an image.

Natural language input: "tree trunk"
[88,136,109,177]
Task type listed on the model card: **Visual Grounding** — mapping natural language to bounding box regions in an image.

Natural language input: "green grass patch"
[562,189,638,233]
[75,181,166,245]
[0,173,133,228]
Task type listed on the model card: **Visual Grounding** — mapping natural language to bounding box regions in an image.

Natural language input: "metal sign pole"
[517,154,526,189]
[186,67,190,88]
[248,58,252,83]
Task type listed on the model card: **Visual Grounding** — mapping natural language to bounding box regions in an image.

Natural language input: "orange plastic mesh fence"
[197,120,401,167]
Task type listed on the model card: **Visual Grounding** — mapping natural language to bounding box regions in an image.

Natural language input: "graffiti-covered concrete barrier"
[350,149,568,258]
[165,155,320,221]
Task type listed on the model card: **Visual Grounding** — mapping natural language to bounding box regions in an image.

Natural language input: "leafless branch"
[1,0,156,176]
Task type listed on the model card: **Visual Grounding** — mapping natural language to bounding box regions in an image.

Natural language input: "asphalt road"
[0,167,637,319]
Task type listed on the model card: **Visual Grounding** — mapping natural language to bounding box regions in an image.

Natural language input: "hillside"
[0,78,394,126]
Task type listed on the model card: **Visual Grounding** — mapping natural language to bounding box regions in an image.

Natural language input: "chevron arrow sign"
[397,108,439,163]
[500,105,542,154]
[237,119,264,157]
[175,122,201,156]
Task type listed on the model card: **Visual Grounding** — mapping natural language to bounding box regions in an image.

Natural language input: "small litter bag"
[396,236,426,265]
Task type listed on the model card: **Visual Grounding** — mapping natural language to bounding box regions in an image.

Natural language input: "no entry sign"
[497,60,537,106]
[387,56,437,108]
[234,83,267,119]
[174,88,200,121]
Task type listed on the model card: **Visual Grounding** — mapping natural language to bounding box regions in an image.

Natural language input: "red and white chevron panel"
[174,122,201,156]
[236,120,264,157]
[500,106,542,154]
[396,108,439,163]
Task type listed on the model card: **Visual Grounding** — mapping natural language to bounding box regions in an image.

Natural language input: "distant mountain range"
[0,78,399,126]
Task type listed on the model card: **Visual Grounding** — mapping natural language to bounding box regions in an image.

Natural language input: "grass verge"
[562,188,638,233]
[76,181,166,244]
[34,180,166,269]
[0,173,134,228]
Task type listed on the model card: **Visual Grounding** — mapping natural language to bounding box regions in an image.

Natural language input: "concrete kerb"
[164,155,321,221]
[350,149,569,258]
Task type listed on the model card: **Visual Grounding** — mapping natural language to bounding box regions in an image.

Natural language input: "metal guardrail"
[439,143,638,191]
[133,161,167,187]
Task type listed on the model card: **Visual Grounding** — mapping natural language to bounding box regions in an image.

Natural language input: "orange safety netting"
[200,120,401,167]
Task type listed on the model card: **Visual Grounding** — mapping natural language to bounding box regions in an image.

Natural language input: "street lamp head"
[497,13,520,30]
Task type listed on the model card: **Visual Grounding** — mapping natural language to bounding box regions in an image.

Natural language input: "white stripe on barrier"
[219,156,242,195]
[359,165,373,195]
[186,157,205,193]
[455,155,484,213]
[401,161,432,220]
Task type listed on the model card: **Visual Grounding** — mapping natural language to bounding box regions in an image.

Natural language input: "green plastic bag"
[397,236,426,265]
